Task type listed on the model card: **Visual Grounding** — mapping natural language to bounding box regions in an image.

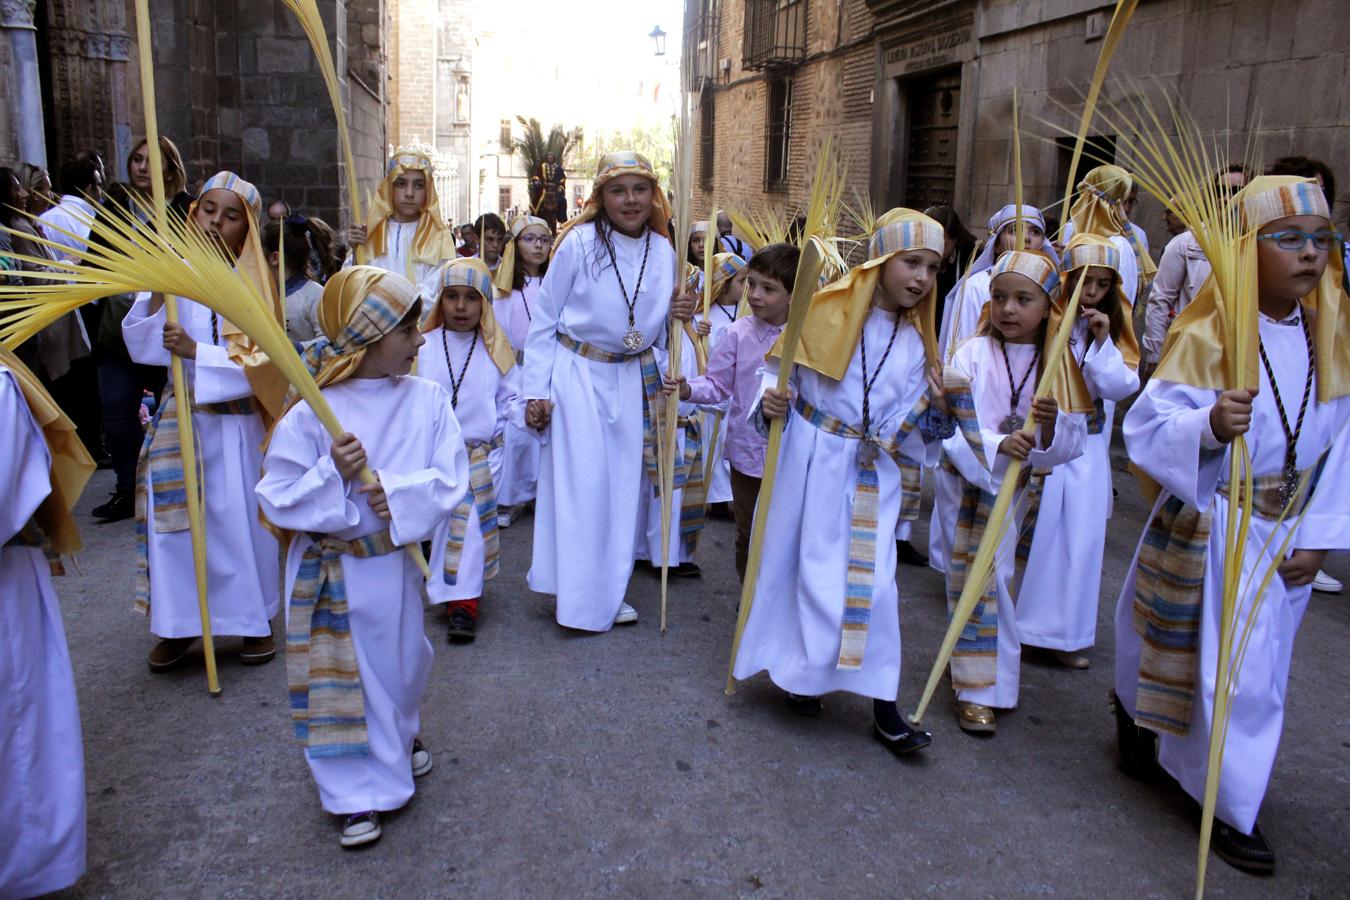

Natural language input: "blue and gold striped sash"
[443,433,503,585]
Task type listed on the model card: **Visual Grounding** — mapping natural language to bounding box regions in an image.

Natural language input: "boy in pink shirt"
[667,244,798,579]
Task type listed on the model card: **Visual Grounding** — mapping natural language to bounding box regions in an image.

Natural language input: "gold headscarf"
[979,250,1095,414]
[1060,233,1141,370]
[552,151,672,254]
[1154,175,1350,402]
[770,208,943,380]
[301,266,423,396]
[491,215,550,296]
[1069,164,1157,278]
[188,171,289,418]
[0,347,95,554]
[363,149,453,273]
[423,257,517,375]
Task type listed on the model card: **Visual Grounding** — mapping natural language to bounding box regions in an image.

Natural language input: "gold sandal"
[956,701,996,734]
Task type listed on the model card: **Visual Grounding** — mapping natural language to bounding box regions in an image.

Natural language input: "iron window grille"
[743,0,806,71]
[764,75,792,191]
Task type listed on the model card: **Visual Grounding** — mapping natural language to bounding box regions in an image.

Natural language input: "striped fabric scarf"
[132,391,259,614]
[287,528,400,757]
[672,414,706,559]
[943,375,1039,690]
[556,332,668,492]
[443,434,503,585]
[792,394,929,671]
[1132,467,1315,736]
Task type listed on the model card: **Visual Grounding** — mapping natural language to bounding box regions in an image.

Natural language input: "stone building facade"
[0,0,389,229]
[691,0,1349,249]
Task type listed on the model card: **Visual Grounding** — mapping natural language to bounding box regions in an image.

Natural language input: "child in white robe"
[694,251,747,510]
[1112,176,1350,873]
[121,171,284,671]
[1059,164,1152,305]
[345,149,452,300]
[256,266,469,849]
[733,210,955,756]
[1018,234,1141,667]
[521,151,694,631]
[419,257,521,643]
[930,204,1055,574]
[0,349,93,897]
[492,215,551,522]
[941,250,1087,735]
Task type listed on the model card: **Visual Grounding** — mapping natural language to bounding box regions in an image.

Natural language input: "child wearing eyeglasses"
[1112,176,1350,875]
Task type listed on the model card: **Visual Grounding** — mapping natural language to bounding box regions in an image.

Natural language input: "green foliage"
[579,124,677,189]
[512,117,584,180]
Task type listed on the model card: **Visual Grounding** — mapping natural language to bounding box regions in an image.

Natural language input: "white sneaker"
[1312,569,1344,594]
[497,506,514,529]
[614,602,638,625]
[411,739,433,777]
[340,811,381,848]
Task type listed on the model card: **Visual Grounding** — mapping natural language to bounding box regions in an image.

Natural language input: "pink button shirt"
[684,314,783,478]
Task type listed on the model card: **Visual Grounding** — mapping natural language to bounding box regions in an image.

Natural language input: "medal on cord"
[857,311,902,465]
[998,341,1040,435]
[1258,313,1315,508]
[602,225,652,352]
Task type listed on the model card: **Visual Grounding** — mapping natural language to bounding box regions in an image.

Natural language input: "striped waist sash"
[556,331,667,493]
[1132,466,1316,737]
[287,528,401,758]
[444,433,504,585]
[133,389,261,614]
[792,396,908,672]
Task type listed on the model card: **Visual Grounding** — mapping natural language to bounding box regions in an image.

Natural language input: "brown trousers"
[729,467,762,581]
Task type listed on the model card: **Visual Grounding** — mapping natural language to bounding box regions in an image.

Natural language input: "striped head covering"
[990,249,1060,296]
[690,221,709,236]
[1156,175,1350,401]
[424,257,517,374]
[491,214,551,295]
[363,148,453,270]
[552,151,673,253]
[773,208,945,380]
[1070,164,1157,277]
[1060,233,1141,369]
[188,171,288,416]
[981,249,1095,413]
[298,266,421,393]
[707,251,746,305]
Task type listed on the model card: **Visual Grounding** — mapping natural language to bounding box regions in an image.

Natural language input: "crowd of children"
[2,140,1346,891]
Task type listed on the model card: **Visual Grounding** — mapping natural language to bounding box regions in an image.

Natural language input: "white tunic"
[0,366,86,898]
[941,336,1086,709]
[417,327,521,602]
[1018,320,1139,651]
[256,375,469,814]
[350,220,443,301]
[522,221,677,632]
[1113,311,1350,834]
[929,269,993,572]
[697,301,740,504]
[122,295,280,638]
[493,276,542,506]
[733,310,935,700]
[635,329,701,567]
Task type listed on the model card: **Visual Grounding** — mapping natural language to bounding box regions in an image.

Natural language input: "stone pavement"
[50,469,1350,897]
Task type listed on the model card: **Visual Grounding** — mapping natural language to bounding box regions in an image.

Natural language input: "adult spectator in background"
[457,220,479,257]
[16,162,54,216]
[88,137,192,521]
[39,152,105,258]
[1143,166,1252,370]
[267,199,290,222]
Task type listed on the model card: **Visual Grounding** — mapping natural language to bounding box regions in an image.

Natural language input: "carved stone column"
[1,0,46,166]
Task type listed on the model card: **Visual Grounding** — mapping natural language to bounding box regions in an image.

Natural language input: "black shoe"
[1109,690,1162,781]
[707,502,734,520]
[1212,821,1275,874]
[896,540,929,567]
[670,562,701,578]
[446,608,476,644]
[873,720,932,755]
[92,490,135,522]
[95,454,114,470]
[786,693,823,717]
